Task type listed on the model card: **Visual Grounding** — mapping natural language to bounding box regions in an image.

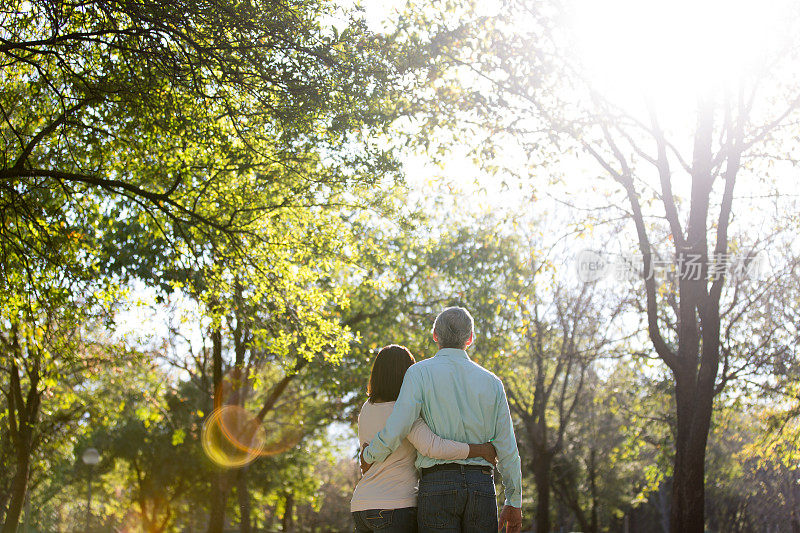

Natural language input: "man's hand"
[498,505,522,533]
[467,442,498,465]
[359,443,372,475]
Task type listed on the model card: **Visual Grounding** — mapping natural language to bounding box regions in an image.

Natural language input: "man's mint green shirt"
[363,348,522,507]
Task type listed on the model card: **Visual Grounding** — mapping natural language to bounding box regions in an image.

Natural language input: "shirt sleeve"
[406,418,469,460]
[362,366,423,463]
[493,379,523,507]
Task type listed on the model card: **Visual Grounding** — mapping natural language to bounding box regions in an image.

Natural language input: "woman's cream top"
[350,400,469,512]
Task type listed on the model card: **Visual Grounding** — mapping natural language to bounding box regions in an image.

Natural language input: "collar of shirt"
[434,348,470,360]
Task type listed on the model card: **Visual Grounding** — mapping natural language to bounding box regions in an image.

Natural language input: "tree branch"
[647,100,685,247]
[12,96,99,171]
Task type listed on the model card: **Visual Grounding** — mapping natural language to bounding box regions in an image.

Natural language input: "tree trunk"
[207,327,228,533]
[3,352,39,533]
[533,451,551,533]
[669,445,706,533]
[664,99,720,533]
[669,281,719,533]
[588,448,598,533]
[238,467,251,533]
[2,449,30,533]
[0,485,9,526]
[140,500,156,533]
[207,474,228,533]
[669,372,713,533]
[282,491,294,533]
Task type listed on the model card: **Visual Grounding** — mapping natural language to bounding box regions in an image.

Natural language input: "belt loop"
[459,464,465,475]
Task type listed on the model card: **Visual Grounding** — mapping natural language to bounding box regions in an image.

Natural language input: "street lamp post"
[82,447,100,532]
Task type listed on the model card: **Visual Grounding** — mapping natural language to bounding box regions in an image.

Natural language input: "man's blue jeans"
[417,465,498,532]
[353,506,418,532]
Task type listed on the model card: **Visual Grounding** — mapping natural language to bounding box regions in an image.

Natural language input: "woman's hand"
[467,442,498,465]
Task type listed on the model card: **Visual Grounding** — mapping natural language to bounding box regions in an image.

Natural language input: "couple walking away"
[351,306,523,533]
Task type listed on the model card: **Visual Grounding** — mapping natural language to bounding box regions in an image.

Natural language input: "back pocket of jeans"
[364,509,393,530]
[419,489,459,529]
[468,491,498,529]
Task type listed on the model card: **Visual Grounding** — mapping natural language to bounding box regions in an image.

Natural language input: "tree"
[0,305,156,531]
[392,1,800,529]
[1,0,416,530]
[548,360,674,532]
[0,0,402,254]
[154,222,386,531]
[740,423,800,532]
[91,384,204,532]
[0,248,119,531]
[503,278,622,533]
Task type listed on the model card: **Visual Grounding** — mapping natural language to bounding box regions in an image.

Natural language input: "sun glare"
[570,0,793,116]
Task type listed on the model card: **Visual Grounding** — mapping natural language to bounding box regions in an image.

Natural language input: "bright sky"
[572,0,797,105]
[373,0,800,244]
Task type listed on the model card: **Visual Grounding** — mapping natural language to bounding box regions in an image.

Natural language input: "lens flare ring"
[201,405,267,468]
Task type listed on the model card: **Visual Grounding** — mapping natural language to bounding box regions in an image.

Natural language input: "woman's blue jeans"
[353,506,418,532]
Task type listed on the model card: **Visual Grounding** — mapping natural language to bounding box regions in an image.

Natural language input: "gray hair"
[432,307,475,349]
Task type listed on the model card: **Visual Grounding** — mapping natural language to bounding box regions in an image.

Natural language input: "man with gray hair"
[361,306,523,532]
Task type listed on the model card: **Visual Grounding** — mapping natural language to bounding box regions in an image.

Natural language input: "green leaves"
[172,428,187,446]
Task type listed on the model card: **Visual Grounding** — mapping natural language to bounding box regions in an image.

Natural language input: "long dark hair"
[368,344,416,403]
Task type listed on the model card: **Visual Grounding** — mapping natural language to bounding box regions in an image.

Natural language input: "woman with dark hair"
[351,345,497,532]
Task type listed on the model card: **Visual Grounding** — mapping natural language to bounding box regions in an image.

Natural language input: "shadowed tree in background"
[501,277,624,533]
